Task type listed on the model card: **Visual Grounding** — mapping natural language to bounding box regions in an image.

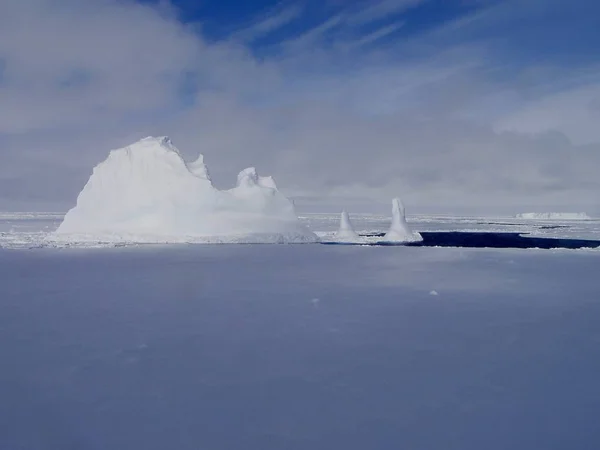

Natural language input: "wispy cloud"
[346,0,427,25]
[238,0,422,52]
[281,14,345,49]
[351,22,406,47]
[233,3,304,42]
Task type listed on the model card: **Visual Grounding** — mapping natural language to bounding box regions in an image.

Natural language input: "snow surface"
[383,198,423,242]
[333,210,361,242]
[516,212,591,220]
[54,137,317,244]
[1,245,599,450]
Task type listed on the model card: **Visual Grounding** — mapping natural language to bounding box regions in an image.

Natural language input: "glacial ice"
[53,137,317,244]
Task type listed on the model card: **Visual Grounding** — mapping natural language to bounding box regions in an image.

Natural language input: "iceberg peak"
[235,167,279,191]
[141,135,170,143]
[117,136,182,161]
[390,198,406,229]
[136,136,176,150]
[237,167,259,188]
[186,153,211,181]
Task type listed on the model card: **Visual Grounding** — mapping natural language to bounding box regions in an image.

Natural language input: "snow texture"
[334,210,360,241]
[2,245,600,450]
[516,212,591,220]
[54,137,317,243]
[383,198,423,242]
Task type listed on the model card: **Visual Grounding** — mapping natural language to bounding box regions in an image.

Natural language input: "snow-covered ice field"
[3,211,600,248]
[1,212,600,449]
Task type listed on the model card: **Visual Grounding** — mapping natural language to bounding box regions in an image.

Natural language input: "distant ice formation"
[334,210,360,241]
[54,137,317,243]
[516,212,591,220]
[383,198,423,243]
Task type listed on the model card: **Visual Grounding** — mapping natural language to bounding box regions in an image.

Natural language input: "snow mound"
[382,198,423,243]
[54,137,317,244]
[516,212,591,220]
[333,211,361,242]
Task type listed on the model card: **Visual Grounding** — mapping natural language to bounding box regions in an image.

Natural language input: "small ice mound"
[382,198,423,243]
[334,210,361,242]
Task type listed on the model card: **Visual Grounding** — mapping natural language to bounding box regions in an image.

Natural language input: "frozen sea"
[1,213,600,449]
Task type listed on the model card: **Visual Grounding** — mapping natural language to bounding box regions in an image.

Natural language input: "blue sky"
[166,0,598,66]
[0,0,599,213]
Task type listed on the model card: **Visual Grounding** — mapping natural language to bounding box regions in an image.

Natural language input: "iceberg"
[333,210,360,242]
[516,212,591,220]
[382,198,422,243]
[53,137,317,244]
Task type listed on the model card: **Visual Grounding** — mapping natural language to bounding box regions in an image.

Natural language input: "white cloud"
[494,81,600,145]
[0,0,201,133]
[0,0,598,215]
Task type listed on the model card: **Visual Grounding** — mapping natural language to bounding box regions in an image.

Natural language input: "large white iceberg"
[516,212,591,220]
[333,210,360,242]
[382,198,422,243]
[54,137,317,243]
